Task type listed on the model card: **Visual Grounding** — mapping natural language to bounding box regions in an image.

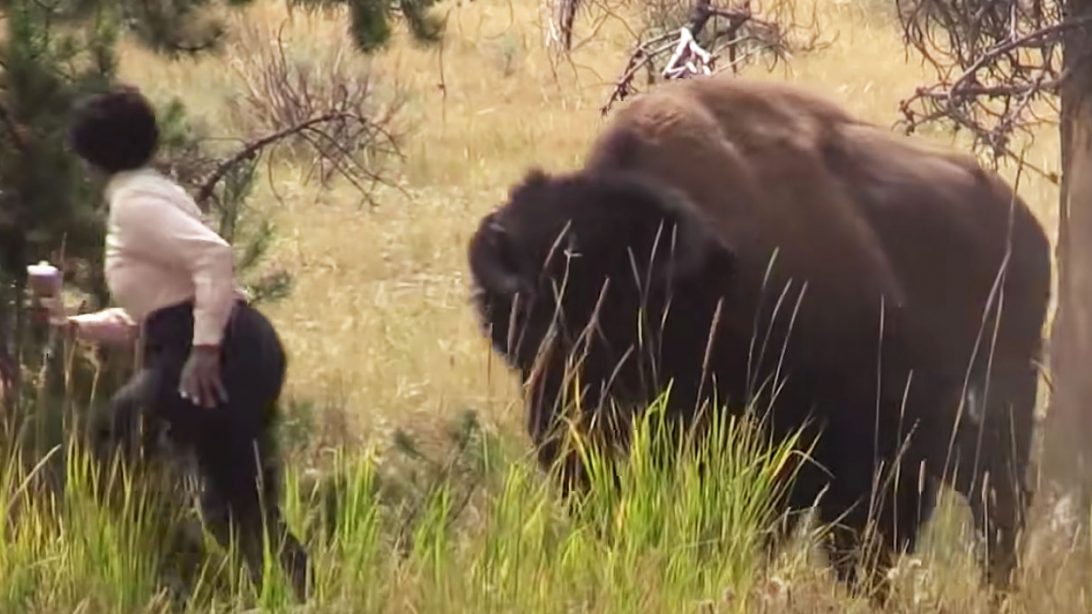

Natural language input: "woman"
[59,84,309,599]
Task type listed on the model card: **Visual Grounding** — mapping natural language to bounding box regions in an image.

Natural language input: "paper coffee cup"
[27,261,61,297]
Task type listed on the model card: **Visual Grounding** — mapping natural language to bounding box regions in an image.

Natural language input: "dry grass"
[105,0,1085,611]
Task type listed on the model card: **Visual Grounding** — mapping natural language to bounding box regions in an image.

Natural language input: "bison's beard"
[472,280,627,396]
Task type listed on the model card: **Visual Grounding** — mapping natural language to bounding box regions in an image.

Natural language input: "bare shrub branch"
[600,0,827,115]
[896,0,1092,176]
[169,14,409,210]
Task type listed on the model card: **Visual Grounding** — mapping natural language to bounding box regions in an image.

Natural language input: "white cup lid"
[27,261,58,277]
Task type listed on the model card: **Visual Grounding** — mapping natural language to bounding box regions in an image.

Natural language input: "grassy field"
[116,0,1065,443]
[2,0,1090,611]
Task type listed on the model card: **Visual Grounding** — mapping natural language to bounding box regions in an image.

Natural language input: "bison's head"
[467,167,734,392]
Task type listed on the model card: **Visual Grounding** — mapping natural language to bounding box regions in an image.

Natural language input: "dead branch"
[155,105,403,216]
[156,15,407,212]
[600,0,824,115]
[896,0,1092,174]
[194,112,369,206]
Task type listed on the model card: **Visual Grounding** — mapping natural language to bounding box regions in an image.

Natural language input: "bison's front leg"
[525,366,596,500]
[527,396,589,499]
[815,452,937,607]
[950,356,1038,592]
[525,361,635,503]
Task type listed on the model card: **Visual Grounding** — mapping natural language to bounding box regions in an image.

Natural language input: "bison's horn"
[468,215,530,297]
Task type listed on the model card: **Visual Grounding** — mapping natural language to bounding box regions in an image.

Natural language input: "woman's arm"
[44,298,139,348]
[67,307,139,346]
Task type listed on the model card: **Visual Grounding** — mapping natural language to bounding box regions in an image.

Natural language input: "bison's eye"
[554,231,580,275]
[562,233,582,261]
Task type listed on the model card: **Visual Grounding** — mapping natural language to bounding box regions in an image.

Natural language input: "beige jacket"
[70,168,244,347]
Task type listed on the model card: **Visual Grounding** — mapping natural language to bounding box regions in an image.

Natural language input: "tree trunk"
[1043,0,1092,510]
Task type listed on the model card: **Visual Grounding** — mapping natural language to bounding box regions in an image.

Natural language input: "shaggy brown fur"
[466,75,1051,599]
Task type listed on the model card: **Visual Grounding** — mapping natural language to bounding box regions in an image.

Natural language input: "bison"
[466,74,1051,598]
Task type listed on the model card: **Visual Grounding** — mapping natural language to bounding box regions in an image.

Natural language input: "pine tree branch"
[0,103,29,152]
[0,326,14,411]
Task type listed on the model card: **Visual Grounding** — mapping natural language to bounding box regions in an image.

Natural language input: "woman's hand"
[180,344,229,409]
[40,298,77,338]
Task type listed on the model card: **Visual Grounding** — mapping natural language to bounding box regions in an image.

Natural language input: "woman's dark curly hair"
[67,84,159,174]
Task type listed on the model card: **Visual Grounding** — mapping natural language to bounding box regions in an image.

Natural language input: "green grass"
[0,390,814,613]
[0,439,181,612]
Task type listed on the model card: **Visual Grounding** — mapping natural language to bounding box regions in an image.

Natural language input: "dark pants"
[97,299,309,600]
